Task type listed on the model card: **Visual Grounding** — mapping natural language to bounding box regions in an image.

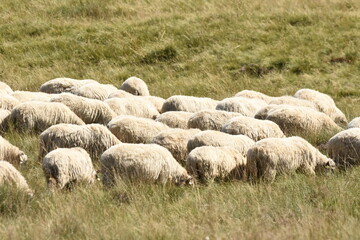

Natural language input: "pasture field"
[0,0,360,239]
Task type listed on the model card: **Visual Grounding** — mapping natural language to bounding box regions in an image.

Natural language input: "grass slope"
[0,0,360,239]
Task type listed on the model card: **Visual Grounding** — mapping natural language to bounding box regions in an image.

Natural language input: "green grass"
[1,0,360,238]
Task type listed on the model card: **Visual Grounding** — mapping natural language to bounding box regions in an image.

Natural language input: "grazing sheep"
[42,147,97,190]
[0,94,19,110]
[0,109,10,130]
[107,90,135,98]
[346,117,360,129]
[155,111,193,129]
[11,91,55,103]
[327,128,360,168]
[8,101,85,132]
[216,97,267,117]
[246,136,335,182]
[140,96,165,113]
[0,82,13,95]
[105,97,159,119]
[269,96,317,109]
[0,136,27,166]
[294,88,347,125]
[151,128,201,165]
[254,104,290,120]
[264,105,341,137]
[221,116,285,141]
[50,93,116,125]
[187,130,255,157]
[39,123,121,161]
[108,115,169,143]
[161,95,218,113]
[72,83,117,100]
[0,161,33,195]
[40,78,98,94]
[235,90,273,103]
[187,110,242,131]
[101,143,192,186]
[186,146,246,182]
[119,76,150,96]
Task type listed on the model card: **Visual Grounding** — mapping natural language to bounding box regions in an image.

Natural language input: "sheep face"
[19,152,28,165]
[316,158,336,174]
[174,174,193,186]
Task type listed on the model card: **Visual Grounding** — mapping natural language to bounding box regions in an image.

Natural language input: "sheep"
[105,97,159,119]
[0,136,27,167]
[0,109,10,130]
[39,123,121,161]
[107,89,135,98]
[221,116,285,141]
[50,93,116,125]
[0,161,33,195]
[264,105,342,138]
[0,81,13,95]
[216,97,267,117]
[0,94,19,111]
[187,110,242,131]
[161,95,218,113]
[246,136,335,182]
[255,104,303,120]
[327,128,360,168]
[140,96,165,113]
[101,143,192,186]
[187,130,255,157]
[40,78,98,94]
[119,76,150,96]
[346,117,360,129]
[151,128,201,165]
[108,115,169,144]
[294,88,347,125]
[269,96,317,109]
[234,90,273,103]
[42,147,97,190]
[155,111,193,129]
[7,101,85,132]
[72,83,118,100]
[11,91,55,103]
[186,146,246,182]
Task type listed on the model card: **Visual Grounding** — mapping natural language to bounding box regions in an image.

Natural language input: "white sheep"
[105,97,159,119]
[39,78,98,94]
[101,143,192,186]
[11,91,55,103]
[108,115,169,143]
[346,117,360,129]
[246,136,335,182]
[0,136,27,167]
[186,146,246,182]
[269,96,317,109]
[294,88,347,125]
[119,76,150,96]
[8,101,85,132]
[155,111,193,129]
[42,147,97,190]
[0,82,13,95]
[151,128,201,165]
[216,97,267,117]
[107,89,135,98]
[187,110,242,131]
[221,116,285,141]
[0,109,10,130]
[0,94,19,110]
[254,104,290,120]
[327,128,360,168]
[187,130,255,157]
[161,95,218,113]
[140,96,165,113]
[39,123,121,161]
[72,83,118,100]
[234,90,273,103]
[264,105,342,137]
[0,161,33,195]
[50,93,116,125]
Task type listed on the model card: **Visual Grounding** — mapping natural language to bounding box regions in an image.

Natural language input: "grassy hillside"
[1,0,360,239]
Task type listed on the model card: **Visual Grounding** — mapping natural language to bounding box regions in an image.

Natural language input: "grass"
[0,0,360,238]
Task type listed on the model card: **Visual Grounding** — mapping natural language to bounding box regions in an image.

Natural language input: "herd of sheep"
[0,77,359,196]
